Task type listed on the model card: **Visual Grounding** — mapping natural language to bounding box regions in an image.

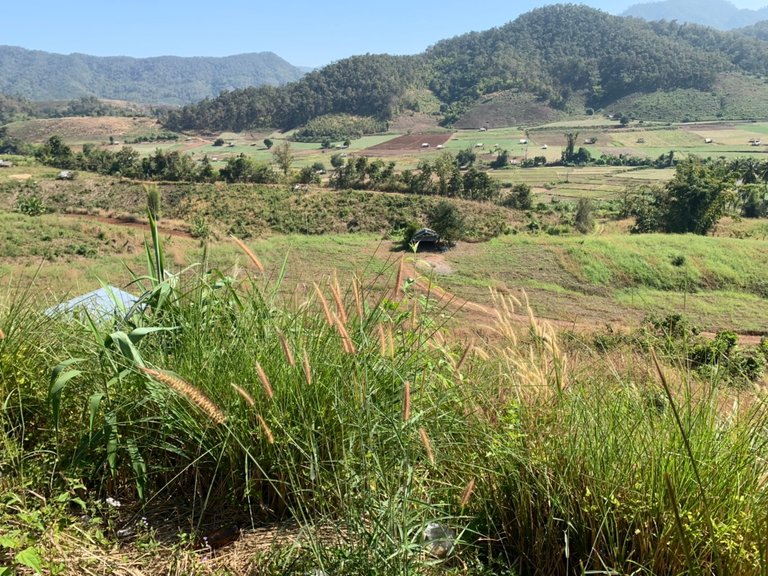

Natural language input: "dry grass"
[139,367,226,425]
[255,361,274,400]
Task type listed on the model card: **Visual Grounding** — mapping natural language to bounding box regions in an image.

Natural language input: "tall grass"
[2,228,768,574]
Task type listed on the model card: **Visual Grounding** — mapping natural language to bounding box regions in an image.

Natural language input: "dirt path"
[61,213,195,239]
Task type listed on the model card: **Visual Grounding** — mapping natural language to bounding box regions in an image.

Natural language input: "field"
[3,114,768,575]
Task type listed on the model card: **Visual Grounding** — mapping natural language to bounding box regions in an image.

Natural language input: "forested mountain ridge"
[0,46,307,105]
[164,4,768,133]
[622,0,768,30]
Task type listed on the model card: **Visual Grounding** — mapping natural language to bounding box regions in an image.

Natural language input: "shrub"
[428,200,465,245]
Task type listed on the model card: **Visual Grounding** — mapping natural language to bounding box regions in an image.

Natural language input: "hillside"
[622,0,768,30]
[164,4,768,134]
[0,46,307,105]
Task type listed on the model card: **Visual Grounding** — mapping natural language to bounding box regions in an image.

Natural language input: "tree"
[428,201,465,246]
[330,153,344,169]
[502,183,533,210]
[456,148,477,168]
[658,158,732,234]
[272,142,294,177]
[490,149,510,169]
[562,132,579,163]
[574,198,595,233]
[263,138,273,150]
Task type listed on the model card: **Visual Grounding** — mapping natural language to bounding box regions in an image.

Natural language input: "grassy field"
[2,216,768,574]
[2,205,767,337]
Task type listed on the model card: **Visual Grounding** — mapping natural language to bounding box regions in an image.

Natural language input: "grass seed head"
[302,349,313,385]
[231,235,264,273]
[140,366,226,425]
[231,383,255,407]
[313,283,334,327]
[277,329,295,367]
[419,427,435,466]
[258,414,275,444]
[330,275,348,326]
[393,257,405,300]
[255,361,274,399]
[403,380,411,422]
[460,478,476,508]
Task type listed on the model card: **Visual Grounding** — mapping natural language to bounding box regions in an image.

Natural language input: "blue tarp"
[45,286,139,321]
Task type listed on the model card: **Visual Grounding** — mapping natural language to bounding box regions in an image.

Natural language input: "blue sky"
[3,0,767,67]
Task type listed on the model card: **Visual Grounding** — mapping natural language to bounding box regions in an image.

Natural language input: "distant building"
[0,160,12,168]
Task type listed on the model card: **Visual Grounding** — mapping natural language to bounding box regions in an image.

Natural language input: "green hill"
[0,46,307,105]
[163,4,768,134]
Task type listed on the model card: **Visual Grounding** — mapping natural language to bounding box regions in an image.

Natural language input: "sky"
[3,0,768,68]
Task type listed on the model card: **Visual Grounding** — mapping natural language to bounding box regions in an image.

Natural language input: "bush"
[428,200,465,246]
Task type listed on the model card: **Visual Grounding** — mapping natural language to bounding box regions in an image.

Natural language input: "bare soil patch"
[9,173,32,180]
[62,213,194,239]
[366,133,453,152]
[389,111,443,133]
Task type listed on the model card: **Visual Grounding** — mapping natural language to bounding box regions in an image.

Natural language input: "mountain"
[164,4,768,132]
[0,46,307,105]
[622,0,768,30]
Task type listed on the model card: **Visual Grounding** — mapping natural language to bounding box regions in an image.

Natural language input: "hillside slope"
[0,46,307,105]
[163,4,768,133]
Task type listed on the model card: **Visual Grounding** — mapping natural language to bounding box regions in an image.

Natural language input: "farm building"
[0,160,12,168]
[410,228,440,250]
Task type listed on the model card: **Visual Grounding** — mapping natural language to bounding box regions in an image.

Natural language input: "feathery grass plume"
[333,312,356,355]
[351,277,364,319]
[330,274,348,326]
[455,343,472,374]
[460,478,476,508]
[257,414,275,444]
[393,256,405,300]
[419,427,435,466]
[302,349,313,386]
[255,361,274,399]
[276,329,295,367]
[472,346,490,361]
[378,324,387,357]
[0,327,4,340]
[410,298,419,329]
[377,323,395,357]
[231,383,255,407]
[403,381,411,422]
[139,366,226,425]
[231,235,264,273]
[313,282,334,327]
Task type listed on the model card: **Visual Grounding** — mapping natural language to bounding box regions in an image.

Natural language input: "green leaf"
[108,331,144,366]
[49,359,84,429]
[127,326,176,345]
[126,438,147,500]
[0,532,21,548]
[105,412,118,474]
[88,392,105,435]
[15,546,44,573]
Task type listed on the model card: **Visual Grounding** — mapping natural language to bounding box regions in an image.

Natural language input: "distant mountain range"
[623,0,768,29]
[0,46,307,105]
